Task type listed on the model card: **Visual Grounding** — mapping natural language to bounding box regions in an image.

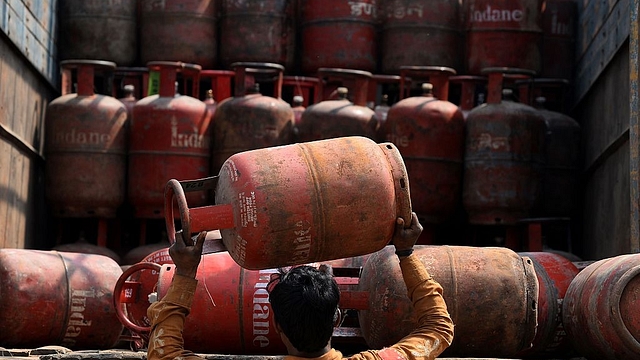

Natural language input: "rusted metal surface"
[464,0,543,75]
[0,249,123,349]
[128,62,212,219]
[380,0,462,74]
[166,136,411,270]
[563,254,640,359]
[517,252,579,358]
[462,68,546,225]
[379,66,464,225]
[219,0,296,70]
[358,245,539,358]
[115,252,369,354]
[296,68,377,142]
[631,0,640,254]
[140,0,217,69]
[58,0,137,66]
[541,0,577,79]
[534,97,581,217]
[300,0,378,74]
[45,60,128,218]
[211,62,293,175]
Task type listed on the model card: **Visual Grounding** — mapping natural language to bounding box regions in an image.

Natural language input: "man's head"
[268,265,340,354]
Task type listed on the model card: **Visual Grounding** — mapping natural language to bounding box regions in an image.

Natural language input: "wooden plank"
[0,141,11,248]
[0,0,58,87]
[573,0,629,105]
[630,0,640,253]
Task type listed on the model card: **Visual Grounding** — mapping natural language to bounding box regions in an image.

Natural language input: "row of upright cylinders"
[59,0,577,79]
[45,59,580,234]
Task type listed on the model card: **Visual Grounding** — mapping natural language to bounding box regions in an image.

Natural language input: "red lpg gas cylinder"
[211,62,294,174]
[140,0,217,69]
[462,68,546,225]
[563,254,640,360]
[0,249,123,349]
[165,136,412,270]
[59,0,137,66]
[300,0,379,74]
[45,60,128,218]
[128,62,212,219]
[381,0,462,73]
[357,245,539,358]
[114,251,371,354]
[283,75,320,107]
[296,68,378,143]
[119,84,137,119]
[465,0,543,75]
[366,74,404,125]
[219,0,296,70]
[518,251,580,358]
[200,70,235,119]
[541,0,577,79]
[379,66,465,225]
[450,75,487,119]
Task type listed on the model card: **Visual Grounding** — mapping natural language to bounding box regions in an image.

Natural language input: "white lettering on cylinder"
[470,5,524,23]
[62,289,96,346]
[252,269,278,347]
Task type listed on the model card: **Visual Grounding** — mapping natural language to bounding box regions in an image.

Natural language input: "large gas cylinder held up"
[115,251,370,354]
[379,66,465,225]
[211,62,294,174]
[164,136,412,270]
[128,62,212,219]
[58,0,137,66]
[462,68,546,225]
[357,245,538,358]
[219,0,296,71]
[449,75,487,119]
[45,60,128,218]
[296,68,378,142]
[517,251,580,358]
[140,0,217,69]
[563,253,640,359]
[300,0,379,74]
[0,249,123,349]
[465,0,544,75]
[541,0,577,79]
[380,0,462,74]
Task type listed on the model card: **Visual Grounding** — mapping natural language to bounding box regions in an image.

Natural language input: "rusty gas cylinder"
[517,251,579,358]
[211,62,294,174]
[59,0,137,66]
[45,60,128,218]
[533,95,581,217]
[119,84,137,119]
[114,251,371,354]
[465,0,543,75]
[219,0,296,70]
[379,66,465,225]
[381,0,462,73]
[357,245,538,358]
[291,95,306,128]
[128,62,212,219]
[449,75,487,119]
[366,74,403,121]
[563,253,640,359]
[541,0,577,79]
[296,68,378,142]
[300,0,379,74]
[462,68,546,225]
[164,136,411,270]
[0,249,123,349]
[140,0,217,69]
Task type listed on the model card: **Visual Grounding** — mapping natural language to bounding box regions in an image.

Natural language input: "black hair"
[268,265,340,353]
